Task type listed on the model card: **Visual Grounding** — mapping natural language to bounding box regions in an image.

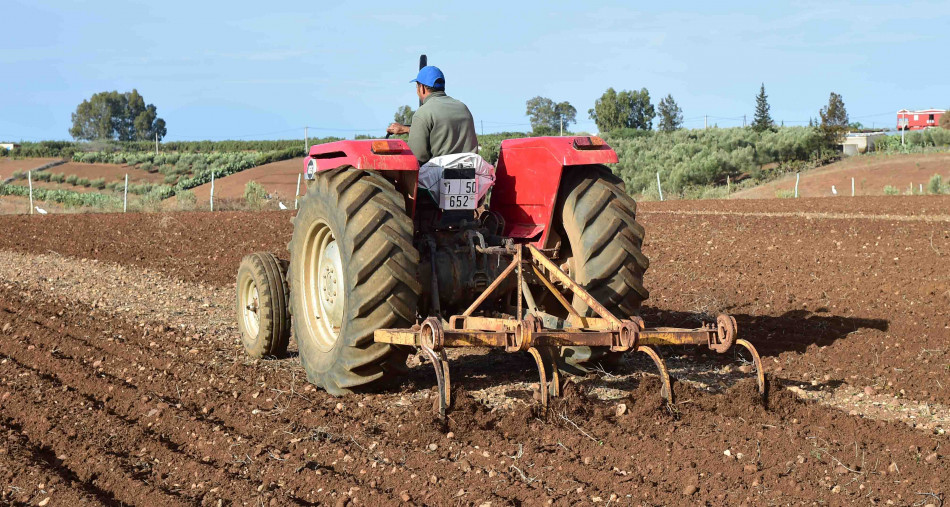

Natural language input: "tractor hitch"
[374,244,766,417]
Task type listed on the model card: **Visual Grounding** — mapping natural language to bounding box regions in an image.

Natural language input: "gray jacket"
[408,91,478,165]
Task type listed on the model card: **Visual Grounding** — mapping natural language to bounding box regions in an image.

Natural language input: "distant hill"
[732,152,950,198]
[176,157,305,206]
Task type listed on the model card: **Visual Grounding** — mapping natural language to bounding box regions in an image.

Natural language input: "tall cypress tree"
[752,83,774,132]
[657,94,683,132]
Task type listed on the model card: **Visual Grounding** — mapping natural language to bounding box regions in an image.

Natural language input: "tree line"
[390,84,863,141]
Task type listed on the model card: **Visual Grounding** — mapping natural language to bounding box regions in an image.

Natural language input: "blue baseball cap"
[411,66,445,89]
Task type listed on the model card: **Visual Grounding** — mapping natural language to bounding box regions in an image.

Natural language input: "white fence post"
[727,174,731,194]
[656,172,664,201]
[28,171,33,215]
[851,177,855,197]
[124,174,128,212]
[795,172,800,198]
[210,172,215,211]
[295,173,302,210]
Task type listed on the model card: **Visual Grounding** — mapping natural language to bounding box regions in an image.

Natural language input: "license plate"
[439,178,477,209]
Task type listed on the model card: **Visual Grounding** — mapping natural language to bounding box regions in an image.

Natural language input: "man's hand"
[387,123,410,136]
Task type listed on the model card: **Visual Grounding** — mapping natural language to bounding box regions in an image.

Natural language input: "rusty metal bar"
[530,265,584,321]
[450,316,518,332]
[528,331,616,348]
[516,245,523,320]
[526,245,621,327]
[443,331,509,348]
[638,328,717,347]
[461,255,519,317]
[379,323,725,350]
[373,329,417,346]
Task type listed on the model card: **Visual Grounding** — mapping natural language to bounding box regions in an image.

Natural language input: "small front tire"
[236,252,291,358]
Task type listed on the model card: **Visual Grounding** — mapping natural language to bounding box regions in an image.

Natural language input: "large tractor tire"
[555,165,650,373]
[236,252,291,358]
[289,168,421,395]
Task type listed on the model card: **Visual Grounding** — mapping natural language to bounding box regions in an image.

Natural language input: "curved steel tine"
[527,347,549,409]
[439,349,452,410]
[735,338,767,401]
[420,345,448,418]
[537,346,561,398]
[636,345,674,404]
[547,348,561,398]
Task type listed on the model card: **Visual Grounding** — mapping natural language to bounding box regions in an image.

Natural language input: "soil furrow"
[0,283,406,504]
[0,417,107,506]
[0,357,193,506]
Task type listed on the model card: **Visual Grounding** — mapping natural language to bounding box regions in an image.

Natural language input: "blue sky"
[1,1,947,141]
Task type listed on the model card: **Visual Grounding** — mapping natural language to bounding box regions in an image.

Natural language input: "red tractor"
[236,77,764,416]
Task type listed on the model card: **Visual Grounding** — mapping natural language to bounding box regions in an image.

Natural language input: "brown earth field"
[179,158,306,206]
[0,158,61,179]
[44,162,166,184]
[0,195,948,505]
[4,162,166,198]
[733,151,950,199]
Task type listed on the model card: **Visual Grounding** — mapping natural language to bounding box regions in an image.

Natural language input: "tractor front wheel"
[236,252,291,358]
[289,168,421,395]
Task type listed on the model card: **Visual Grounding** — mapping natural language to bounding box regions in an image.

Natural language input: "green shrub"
[65,174,78,185]
[77,177,91,187]
[11,170,24,180]
[606,126,832,195]
[883,185,900,195]
[90,178,106,190]
[775,189,795,199]
[35,172,52,182]
[244,181,268,210]
[927,174,944,194]
[49,173,65,183]
[163,174,178,184]
[176,189,197,210]
[0,183,120,208]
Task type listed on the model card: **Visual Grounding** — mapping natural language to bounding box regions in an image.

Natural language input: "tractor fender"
[304,139,420,215]
[488,136,619,247]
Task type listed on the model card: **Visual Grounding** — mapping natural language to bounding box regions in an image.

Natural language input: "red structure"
[897,109,945,130]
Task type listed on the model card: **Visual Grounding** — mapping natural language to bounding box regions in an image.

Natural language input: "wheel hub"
[318,240,344,327]
[303,221,346,352]
[241,279,260,337]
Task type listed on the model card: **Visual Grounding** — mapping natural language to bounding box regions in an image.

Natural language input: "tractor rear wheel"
[236,252,291,358]
[555,165,650,373]
[289,167,421,395]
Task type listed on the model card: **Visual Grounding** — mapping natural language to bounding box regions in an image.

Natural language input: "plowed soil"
[0,158,61,178]
[0,195,948,505]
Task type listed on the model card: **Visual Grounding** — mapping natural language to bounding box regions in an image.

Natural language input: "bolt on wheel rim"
[303,220,344,351]
[241,276,260,337]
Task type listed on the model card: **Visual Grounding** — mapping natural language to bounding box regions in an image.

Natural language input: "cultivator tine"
[373,247,770,417]
[419,345,451,419]
[418,317,451,418]
[527,346,560,410]
[636,345,674,403]
[735,338,766,400]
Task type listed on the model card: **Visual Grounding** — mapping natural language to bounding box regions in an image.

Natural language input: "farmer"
[386,66,478,165]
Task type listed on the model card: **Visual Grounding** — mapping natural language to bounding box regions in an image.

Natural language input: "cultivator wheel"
[554,166,650,374]
[288,167,421,395]
[235,252,290,358]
